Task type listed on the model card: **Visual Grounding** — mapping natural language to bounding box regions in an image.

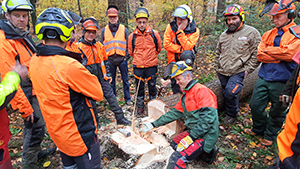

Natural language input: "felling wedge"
[110,99,185,168]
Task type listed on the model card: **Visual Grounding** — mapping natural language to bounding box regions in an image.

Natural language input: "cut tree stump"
[158,67,260,110]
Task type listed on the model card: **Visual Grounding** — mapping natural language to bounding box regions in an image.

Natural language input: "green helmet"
[1,0,34,13]
[35,8,74,42]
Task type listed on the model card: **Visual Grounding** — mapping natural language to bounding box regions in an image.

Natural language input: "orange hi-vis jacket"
[103,24,127,57]
[65,39,78,51]
[0,20,36,118]
[257,21,300,63]
[128,26,162,68]
[163,20,199,64]
[75,40,109,80]
[277,87,300,167]
[29,44,103,156]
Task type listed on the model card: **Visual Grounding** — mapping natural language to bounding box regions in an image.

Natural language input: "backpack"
[132,29,159,53]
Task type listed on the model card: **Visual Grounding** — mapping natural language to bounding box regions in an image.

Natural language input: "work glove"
[176,135,193,151]
[279,94,291,103]
[139,122,154,133]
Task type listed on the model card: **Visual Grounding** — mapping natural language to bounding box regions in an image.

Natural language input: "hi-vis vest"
[77,42,108,81]
[103,24,126,57]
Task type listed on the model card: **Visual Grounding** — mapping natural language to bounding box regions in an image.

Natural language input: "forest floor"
[7,53,281,169]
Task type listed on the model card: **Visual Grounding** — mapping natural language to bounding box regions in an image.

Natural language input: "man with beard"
[163,4,199,94]
[249,2,300,147]
[215,4,261,124]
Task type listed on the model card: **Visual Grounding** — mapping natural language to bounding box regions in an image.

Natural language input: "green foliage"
[9,126,22,135]
[198,72,216,84]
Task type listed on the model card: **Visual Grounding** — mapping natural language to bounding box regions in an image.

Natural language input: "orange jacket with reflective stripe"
[103,24,126,57]
[75,41,108,80]
[0,28,34,118]
[29,45,103,156]
[163,22,199,64]
[277,87,300,166]
[128,26,162,68]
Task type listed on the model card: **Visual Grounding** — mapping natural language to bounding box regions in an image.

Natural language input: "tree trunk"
[158,67,260,110]
[108,0,128,26]
[216,0,226,23]
[30,0,37,32]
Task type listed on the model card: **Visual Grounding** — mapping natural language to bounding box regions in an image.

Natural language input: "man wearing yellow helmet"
[215,4,261,124]
[140,61,219,168]
[163,4,199,94]
[128,7,162,115]
[30,8,103,169]
[0,0,54,168]
[248,2,300,147]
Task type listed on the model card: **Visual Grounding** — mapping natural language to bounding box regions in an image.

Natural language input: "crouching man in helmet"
[140,61,219,168]
[29,8,103,168]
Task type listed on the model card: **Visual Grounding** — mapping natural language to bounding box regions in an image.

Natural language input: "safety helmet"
[106,5,119,16]
[134,8,149,19]
[223,4,245,22]
[170,61,193,78]
[172,4,193,22]
[180,50,195,67]
[67,10,82,26]
[82,17,99,31]
[35,7,74,42]
[1,0,34,13]
[268,3,295,15]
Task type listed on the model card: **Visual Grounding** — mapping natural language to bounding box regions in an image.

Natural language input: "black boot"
[37,147,57,161]
[202,147,219,164]
[115,114,132,126]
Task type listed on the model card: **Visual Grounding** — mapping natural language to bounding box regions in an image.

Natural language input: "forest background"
[1,0,300,168]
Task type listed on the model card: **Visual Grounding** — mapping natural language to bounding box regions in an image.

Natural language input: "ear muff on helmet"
[35,7,74,42]
[134,7,149,19]
[288,9,297,19]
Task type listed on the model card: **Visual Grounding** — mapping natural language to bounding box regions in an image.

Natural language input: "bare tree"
[108,0,128,26]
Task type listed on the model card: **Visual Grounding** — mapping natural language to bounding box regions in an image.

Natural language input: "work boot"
[136,107,144,115]
[224,115,236,124]
[116,117,132,126]
[202,147,219,164]
[37,148,57,161]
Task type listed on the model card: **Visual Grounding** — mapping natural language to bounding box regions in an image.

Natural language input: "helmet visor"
[223,5,241,16]
[172,7,188,19]
[279,0,297,10]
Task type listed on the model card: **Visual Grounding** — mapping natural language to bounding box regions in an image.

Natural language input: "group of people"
[1,0,300,168]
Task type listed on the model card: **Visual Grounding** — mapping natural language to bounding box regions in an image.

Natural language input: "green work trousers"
[250,78,288,141]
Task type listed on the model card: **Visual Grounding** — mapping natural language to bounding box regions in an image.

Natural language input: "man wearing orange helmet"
[100,5,131,105]
[76,17,131,125]
[215,4,261,124]
[248,2,300,147]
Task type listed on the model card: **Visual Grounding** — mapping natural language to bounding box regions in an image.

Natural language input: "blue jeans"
[107,60,131,102]
[218,72,245,118]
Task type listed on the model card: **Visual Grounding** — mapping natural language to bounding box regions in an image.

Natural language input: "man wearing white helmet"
[0,0,54,168]
[163,4,199,94]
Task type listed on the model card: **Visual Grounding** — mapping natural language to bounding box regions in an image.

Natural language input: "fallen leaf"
[266,156,273,160]
[253,152,257,157]
[235,163,242,169]
[43,161,51,168]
